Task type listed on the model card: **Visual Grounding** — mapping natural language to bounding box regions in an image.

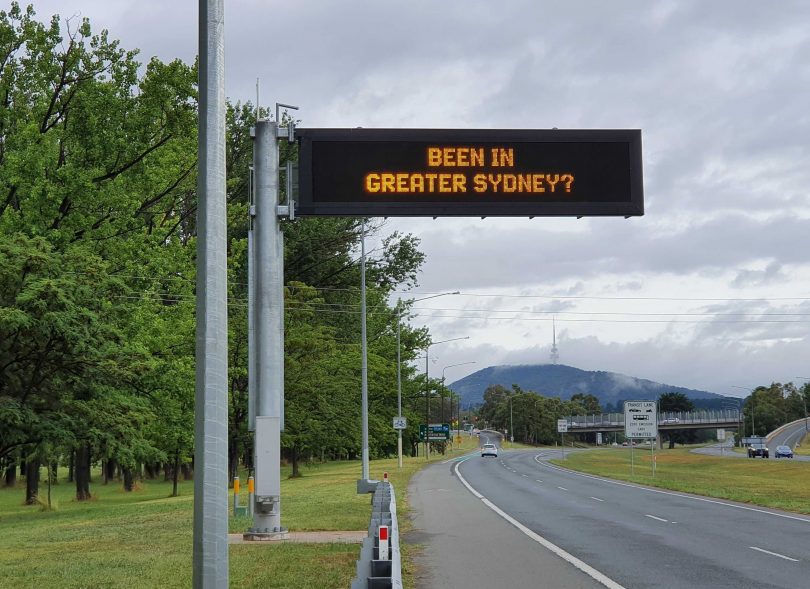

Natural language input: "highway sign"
[393,417,407,430]
[624,401,657,438]
[557,419,569,433]
[419,423,450,441]
[296,128,644,217]
[717,428,726,441]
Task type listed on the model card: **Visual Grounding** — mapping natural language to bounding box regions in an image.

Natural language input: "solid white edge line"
[454,460,626,589]
[749,546,799,562]
[534,455,810,524]
[557,486,568,491]
[644,514,668,523]
[590,497,604,502]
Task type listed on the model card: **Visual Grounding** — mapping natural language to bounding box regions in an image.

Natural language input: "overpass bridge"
[564,409,742,434]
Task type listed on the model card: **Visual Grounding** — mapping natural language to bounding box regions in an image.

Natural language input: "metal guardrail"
[350,480,402,589]
[565,409,742,428]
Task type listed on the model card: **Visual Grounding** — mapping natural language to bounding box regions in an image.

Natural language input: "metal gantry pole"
[248,120,285,537]
[396,301,403,468]
[360,220,371,485]
[193,0,228,585]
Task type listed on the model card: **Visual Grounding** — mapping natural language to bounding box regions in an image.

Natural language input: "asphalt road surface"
[770,420,809,458]
[409,442,810,589]
[693,420,810,461]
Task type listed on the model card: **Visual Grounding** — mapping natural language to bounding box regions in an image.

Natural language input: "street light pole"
[731,385,756,437]
[795,378,810,432]
[442,361,476,442]
[396,292,459,466]
[424,336,469,458]
[509,396,514,444]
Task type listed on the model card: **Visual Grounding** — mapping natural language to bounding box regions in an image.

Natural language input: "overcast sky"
[33,0,810,397]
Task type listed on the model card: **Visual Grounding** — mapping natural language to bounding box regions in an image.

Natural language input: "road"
[694,420,810,461]
[770,420,809,457]
[409,437,810,589]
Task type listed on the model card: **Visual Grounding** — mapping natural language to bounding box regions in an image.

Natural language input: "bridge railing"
[566,409,741,428]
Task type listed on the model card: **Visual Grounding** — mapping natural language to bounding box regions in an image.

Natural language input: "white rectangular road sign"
[624,400,657,439]
[717,428,726,441]
[557,419,568,433]
[393,417,407,430]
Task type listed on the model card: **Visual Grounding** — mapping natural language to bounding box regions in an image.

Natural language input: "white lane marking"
[522,474,529,478]
[645,514,668,523]
[534,455,810,525]
[590,497,604,502]
[454,461,626,589]
[557,486,568,491]
[749,546,799,562]
[536,479,544,483]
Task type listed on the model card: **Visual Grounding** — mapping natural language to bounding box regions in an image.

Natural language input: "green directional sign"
[419,423,450,441]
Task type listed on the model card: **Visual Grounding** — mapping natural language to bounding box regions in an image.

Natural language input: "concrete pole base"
[243,528,289,541]
[356,478,379,494]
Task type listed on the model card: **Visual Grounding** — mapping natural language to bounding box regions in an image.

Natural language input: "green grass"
[794,431,810,456]
[0,437,480,588]
[553,447,810,514]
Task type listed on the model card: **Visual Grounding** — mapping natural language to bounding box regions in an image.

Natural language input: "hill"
[448,364,724,410]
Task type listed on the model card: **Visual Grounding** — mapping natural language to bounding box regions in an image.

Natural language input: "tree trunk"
[172,449,180,497]
[105,458,117,483]
[75,443,91,501]
[228,442,238,486]
[50,461,58,485]
[182,463,193,480]
[144,463,155,479]
[25,458,39,505]
[123,468,134,492]
[4,457,16,487]
[291,445,300,478]
[67,450,74,483]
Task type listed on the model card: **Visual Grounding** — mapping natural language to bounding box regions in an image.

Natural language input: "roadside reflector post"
[233,476,240,514]
[383,472,388,484]
[248,476,255,517]
[378,525,389,561]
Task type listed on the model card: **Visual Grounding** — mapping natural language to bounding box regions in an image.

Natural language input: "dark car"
[747,443,769,458]
[774,445,793,458]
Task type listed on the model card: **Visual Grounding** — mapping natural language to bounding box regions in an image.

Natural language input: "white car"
[481,443,498,457]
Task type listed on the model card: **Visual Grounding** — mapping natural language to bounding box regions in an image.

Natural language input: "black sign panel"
[296,128,643,217]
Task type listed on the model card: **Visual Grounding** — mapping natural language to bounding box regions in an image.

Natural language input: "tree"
[659,392,694,448]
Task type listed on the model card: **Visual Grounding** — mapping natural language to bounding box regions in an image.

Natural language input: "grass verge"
[0,436,480,588]
[552,446,810,514]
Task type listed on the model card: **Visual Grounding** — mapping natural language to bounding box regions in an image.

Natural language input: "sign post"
[557,419,568,460]
[624,401,657,477]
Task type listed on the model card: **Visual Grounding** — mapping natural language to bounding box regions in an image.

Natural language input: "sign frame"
[392,416,407,430]
[295,128,644,217]
[624,400,658,439]
[419,422,451,441]
[557,419,569,433]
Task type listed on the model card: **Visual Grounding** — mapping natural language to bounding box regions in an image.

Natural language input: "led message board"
[295,128,643,217]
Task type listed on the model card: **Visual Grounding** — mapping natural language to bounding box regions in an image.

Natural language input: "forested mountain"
[449,364,722,410]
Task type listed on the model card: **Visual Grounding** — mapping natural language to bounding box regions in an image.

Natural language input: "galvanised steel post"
[396,301,403,468]
[193,0,229,585]
[360,219,370,482]
[250,120,285,535]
